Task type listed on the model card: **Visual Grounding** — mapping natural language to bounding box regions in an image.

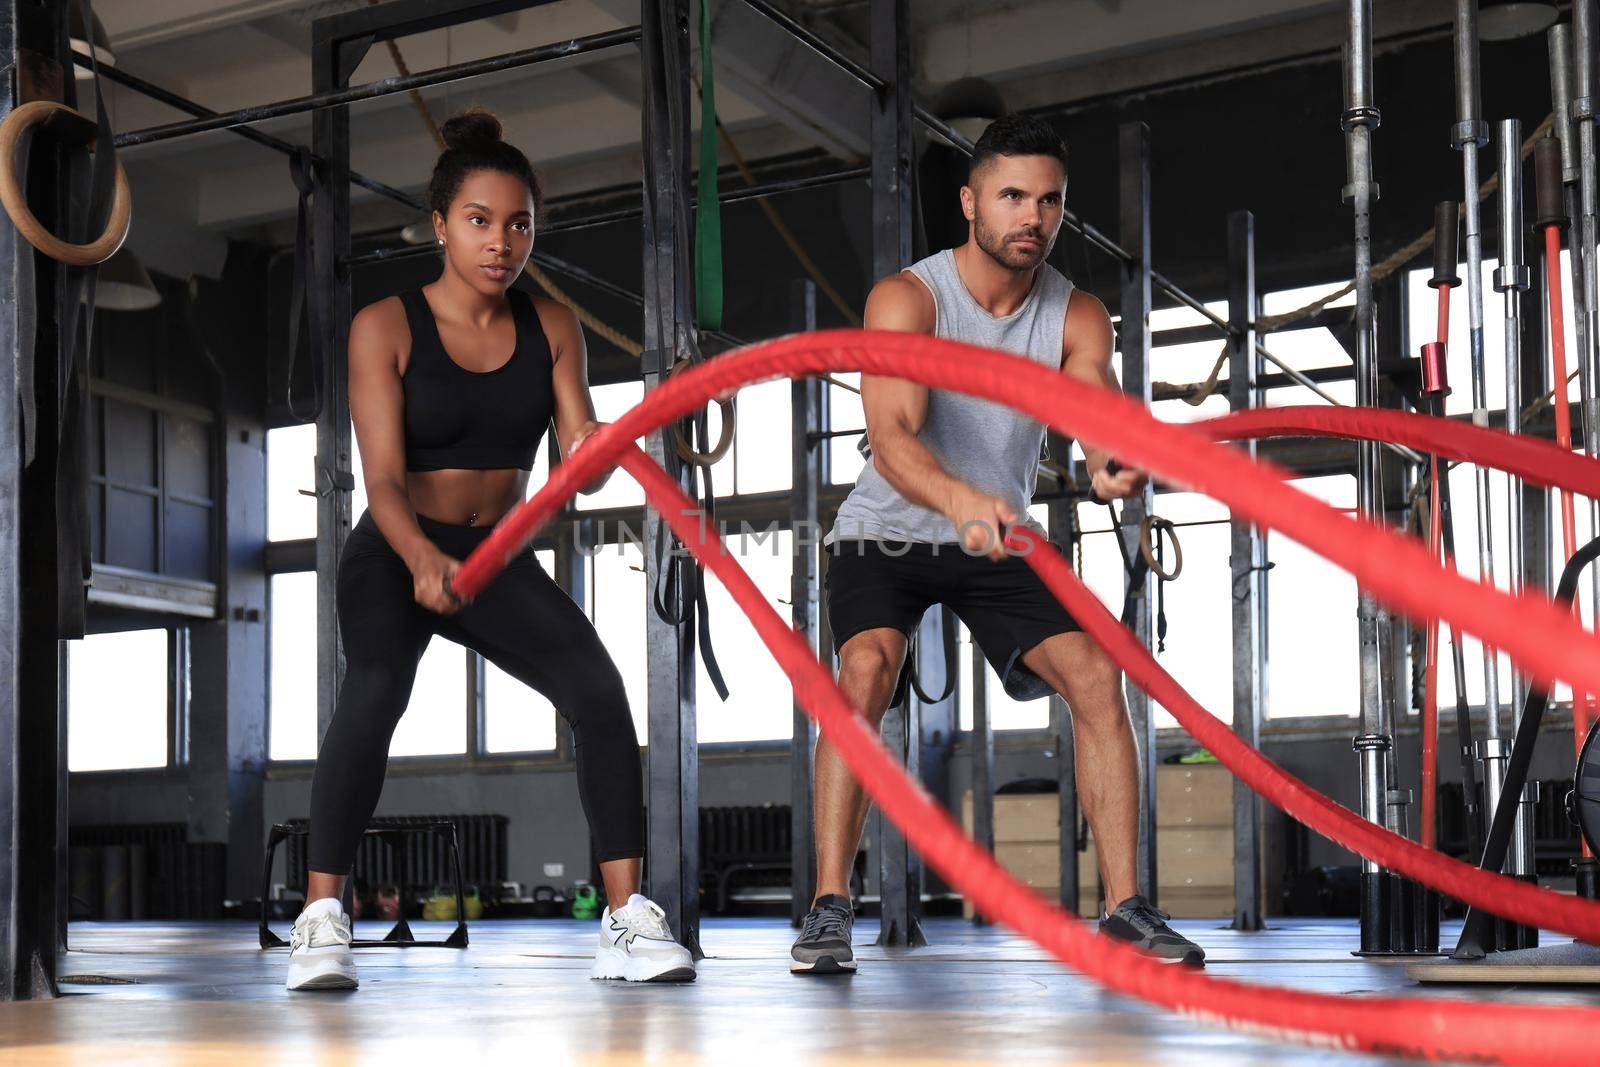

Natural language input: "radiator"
[699,804,792,911]
[283,813,508,892]
[1437,779,1580,874]
[68,823,225,920]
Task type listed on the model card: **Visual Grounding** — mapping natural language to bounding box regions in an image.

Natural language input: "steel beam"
[1344,0,1392,952]
[2,0,69,1001]
[639,0,701,958]
[115,27,641,148]
[309,21,363,749]
[1047,498,1080,917]
[969,619,995,926]
[1117,121,1158,903]
[1226,210,1266,931]
[186,301,268,901]
[867,0,923,948]
[790,280,823,925]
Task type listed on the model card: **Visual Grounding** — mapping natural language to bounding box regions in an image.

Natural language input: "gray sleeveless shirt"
[828,249,1073,545]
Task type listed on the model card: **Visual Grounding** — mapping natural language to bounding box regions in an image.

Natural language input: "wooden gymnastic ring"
[0,101,132,267]
[1138,514,1183,581]
[668,358,735,467]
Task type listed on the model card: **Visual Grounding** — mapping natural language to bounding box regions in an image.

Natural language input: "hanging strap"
[286,147,325,421]
[908,605,959,705]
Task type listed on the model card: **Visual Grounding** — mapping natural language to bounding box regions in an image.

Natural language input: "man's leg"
[813,627,908,901]
[1019,631,1139,908]
[1020,630,1204,964]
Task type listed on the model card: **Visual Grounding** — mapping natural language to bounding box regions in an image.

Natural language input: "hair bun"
[440,108,503,150]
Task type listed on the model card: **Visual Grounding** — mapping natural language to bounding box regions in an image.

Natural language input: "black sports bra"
[397,288,554,472]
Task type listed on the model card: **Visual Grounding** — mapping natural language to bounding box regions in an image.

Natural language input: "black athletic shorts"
[824,539,1082,705]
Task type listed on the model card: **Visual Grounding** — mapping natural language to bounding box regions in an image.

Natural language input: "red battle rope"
[621,444,1598,1065]
[448,332,1600,1062]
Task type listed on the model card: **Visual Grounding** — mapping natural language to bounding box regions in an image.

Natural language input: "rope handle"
[0,101,131,267]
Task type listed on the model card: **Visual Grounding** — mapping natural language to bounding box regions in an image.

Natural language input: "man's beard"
[974,211,1051,271]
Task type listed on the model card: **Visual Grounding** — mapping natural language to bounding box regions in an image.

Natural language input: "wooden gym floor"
[1,917,1595,1065]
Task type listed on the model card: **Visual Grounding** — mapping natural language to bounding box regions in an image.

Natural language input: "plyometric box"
[961,765,1236,920]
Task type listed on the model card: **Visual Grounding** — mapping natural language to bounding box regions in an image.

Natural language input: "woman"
[288,109,692,990]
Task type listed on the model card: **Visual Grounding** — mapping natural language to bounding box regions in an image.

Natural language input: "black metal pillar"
[1047,499,1081,917]
[1226,210,1267,931]
[187,304,268,901]
[969,623,995,924]
[869,0,922,948]
[1117,121,1158,903]
[640,0,701,957]
[2,0,71,1001]
[309,23,365,747]
[790,279,823,925]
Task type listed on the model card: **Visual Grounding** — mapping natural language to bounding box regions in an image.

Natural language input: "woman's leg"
[306,540,433,903]
[448,553,644,897]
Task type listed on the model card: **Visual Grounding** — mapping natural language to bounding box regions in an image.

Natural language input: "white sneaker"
[286,897,358,991]
[591,894,696,982]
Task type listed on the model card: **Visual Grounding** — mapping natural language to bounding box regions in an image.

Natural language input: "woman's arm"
[538,298,611,493]
[348,298,461,612]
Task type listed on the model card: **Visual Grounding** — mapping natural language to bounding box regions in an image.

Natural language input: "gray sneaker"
[1099,895,1205,966]
[790,894,856,974]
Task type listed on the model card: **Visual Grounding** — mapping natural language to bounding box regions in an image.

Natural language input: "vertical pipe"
[969,634,995,923]
[640,0,701,957]
[1453,0,1505,742]
[1227,210,1265,931]
[1495,119,1537,880]
[1345,3,1390,943]
[1047,498,1080,917]
[1574,0,1600,746]
[311,24,359,751]
[789,280,821,926]
[869,0,923,948]
[1118,121,1159,904]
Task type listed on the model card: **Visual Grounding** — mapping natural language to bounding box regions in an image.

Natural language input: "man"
[790,114,1204,973]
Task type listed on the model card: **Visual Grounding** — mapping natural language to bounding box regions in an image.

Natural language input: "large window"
[67,628,170,772]
[578,383,645,511]
[591,539,649,741]
[696,530,795,743]
[482,547,560,754]
[269,571,317,760]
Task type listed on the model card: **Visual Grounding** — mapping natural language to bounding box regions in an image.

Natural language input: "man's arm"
[861,274,1014,559]
[1061,290,1146,501]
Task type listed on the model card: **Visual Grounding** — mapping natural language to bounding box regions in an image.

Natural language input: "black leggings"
[307,510,643,875]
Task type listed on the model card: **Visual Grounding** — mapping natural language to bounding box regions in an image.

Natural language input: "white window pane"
[828,373,865,484]
[697,530,794,743]
[67,629,168,772]
[1148,508,1231,729]
[1268,476,1359,718]
[733,380,792,495]
[269,571,318,760]
[578,383,646,511]
[268,425,317,541]
[1262,280,1354,317]
[483,549,559,754]
[591,540,648,742]
[387,639,467,757]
